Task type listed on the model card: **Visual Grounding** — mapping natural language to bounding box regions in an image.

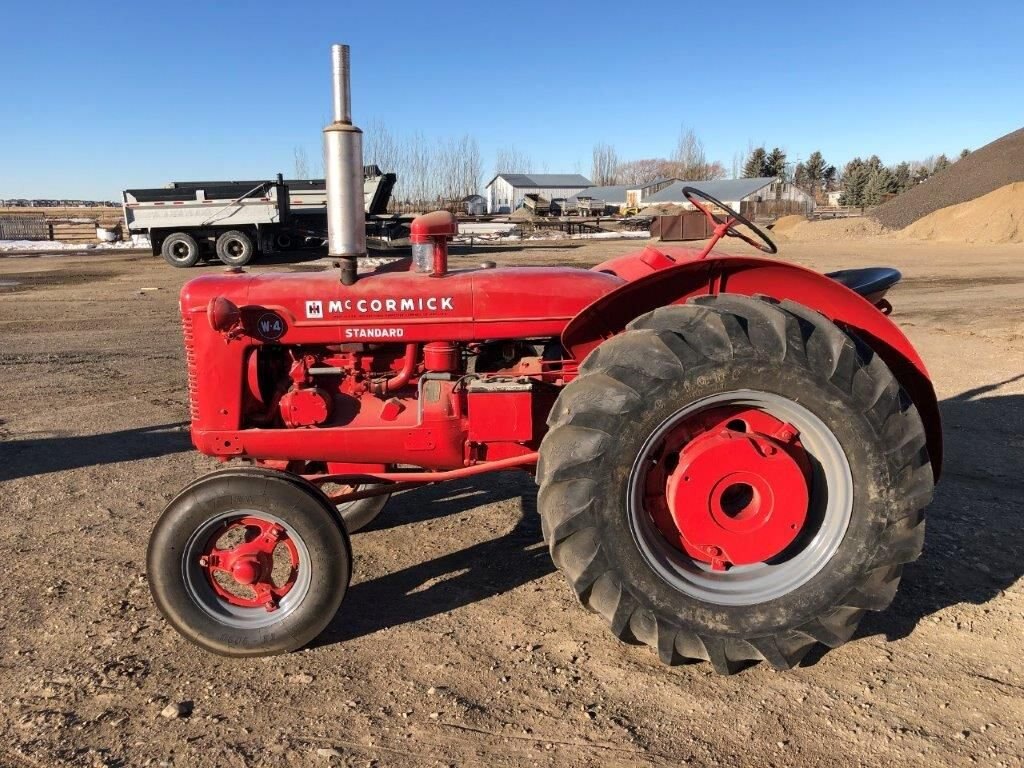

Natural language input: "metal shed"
[485,173,592,214]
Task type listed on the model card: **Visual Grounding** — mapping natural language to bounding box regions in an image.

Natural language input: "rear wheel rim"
[626,389,853,606]
[182,510,311,628]
[170,241,192,261]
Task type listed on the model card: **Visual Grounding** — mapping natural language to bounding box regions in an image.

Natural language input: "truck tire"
[147,469,351,657]
[537,295,932,674]
[161,232,201,268]
[275,231,297,251]
[215,230,255,267]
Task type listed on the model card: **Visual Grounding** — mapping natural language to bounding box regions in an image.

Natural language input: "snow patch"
[0,239,141,253]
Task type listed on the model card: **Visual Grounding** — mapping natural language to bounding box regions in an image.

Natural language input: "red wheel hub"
[647,407,812,571]
[198,516,299,611]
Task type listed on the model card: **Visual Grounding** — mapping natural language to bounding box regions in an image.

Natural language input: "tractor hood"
[180,265,625,345]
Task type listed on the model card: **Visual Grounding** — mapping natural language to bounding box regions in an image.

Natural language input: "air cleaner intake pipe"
[410,211,457,277]
[323,43,365,285]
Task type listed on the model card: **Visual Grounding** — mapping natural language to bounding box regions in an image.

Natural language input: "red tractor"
[147,46,939,674]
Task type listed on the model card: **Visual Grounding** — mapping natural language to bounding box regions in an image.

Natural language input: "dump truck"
[122,168,396,267]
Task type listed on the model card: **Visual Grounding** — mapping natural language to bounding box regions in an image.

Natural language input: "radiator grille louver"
[181,312,199,423]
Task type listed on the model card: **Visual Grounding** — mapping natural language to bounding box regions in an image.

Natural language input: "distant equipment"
[522,193,551,217]
[122,168,399,267]
[576,196,607,216]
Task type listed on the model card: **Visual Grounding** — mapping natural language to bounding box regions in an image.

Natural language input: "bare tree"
[460,135,483,198]
[615,158,667,186]
[364,120,401,176]
[493,145,532,176]
[671,126,722,180]
[405,131,434,205]
[731,150,745,179]
[591,142,619,186]
[364,120,486,210]
[293,146,310,179]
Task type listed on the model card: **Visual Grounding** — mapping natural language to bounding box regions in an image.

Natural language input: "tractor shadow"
[315,473,554,645]
[0,422,191,482]
[853,381,1024,649]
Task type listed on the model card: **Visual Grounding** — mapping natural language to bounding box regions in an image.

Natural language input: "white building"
[566,177,677,212]
[485,173,592,214]
[639,177,815,217]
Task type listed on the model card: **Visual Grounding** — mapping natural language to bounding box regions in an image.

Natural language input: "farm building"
[567,177,676,212]
[462,194,487,215]
[641,177,815,218]
[485,173,592,213]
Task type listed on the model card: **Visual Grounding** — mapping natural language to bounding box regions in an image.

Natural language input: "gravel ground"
[871,127,1024,230]
[1,240,1023,767]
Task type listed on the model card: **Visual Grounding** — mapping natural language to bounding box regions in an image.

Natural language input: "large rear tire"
[537,295,932,673]
[147,468,351,656]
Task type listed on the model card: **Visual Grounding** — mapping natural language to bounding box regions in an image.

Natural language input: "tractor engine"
[233,338,560,471]
[243,339,557,454]
[179,260,593,474]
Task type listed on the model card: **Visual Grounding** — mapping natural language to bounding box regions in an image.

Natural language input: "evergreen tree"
[959,148,971,160]
[893,161,912,192]
[933,154,951,173]
[913,165,930,184]
[793,162,807,190]
[863,167,897,205]
[743,147,767,178]
[802,151,828,194]
[822,165,838,191]
[839,158,868,206]
[764,147,787,178]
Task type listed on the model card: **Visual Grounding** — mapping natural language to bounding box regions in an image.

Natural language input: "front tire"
[537,295,932,673]
[147,469,350,656]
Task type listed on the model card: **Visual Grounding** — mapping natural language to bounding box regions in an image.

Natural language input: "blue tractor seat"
[826,267,901,301]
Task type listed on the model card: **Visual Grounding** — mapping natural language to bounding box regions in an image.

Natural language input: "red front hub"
[199,517,299,611]
[647,408,812,571]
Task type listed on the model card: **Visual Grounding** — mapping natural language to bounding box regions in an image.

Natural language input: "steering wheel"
[682,186,777,255]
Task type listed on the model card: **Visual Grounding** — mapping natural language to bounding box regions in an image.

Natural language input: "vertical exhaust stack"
[323,43,365,285]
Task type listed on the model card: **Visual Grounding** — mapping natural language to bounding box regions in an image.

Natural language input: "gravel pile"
[508,207,537,221]
[773,216,886,242]
[894,182,1024,243]
[871,126,1024,230]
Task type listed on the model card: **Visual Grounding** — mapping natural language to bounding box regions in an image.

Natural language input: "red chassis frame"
[178,215,941,508]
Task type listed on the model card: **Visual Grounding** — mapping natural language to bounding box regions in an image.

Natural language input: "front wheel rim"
[626,390,853,606]
[181,510,312,628]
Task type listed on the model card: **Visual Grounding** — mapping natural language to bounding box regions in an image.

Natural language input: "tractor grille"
[181,312,200,424]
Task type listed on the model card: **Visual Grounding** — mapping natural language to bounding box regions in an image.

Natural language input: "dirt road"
[1,238,1022,767]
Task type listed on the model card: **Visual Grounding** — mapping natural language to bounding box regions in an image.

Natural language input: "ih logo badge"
[256,312,286,340]
[305,300,324,319]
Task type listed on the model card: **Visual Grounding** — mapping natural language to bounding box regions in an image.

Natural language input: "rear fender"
[563,255,942,478]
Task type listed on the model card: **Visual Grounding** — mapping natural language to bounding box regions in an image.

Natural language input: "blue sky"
[2,0,1022,200]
